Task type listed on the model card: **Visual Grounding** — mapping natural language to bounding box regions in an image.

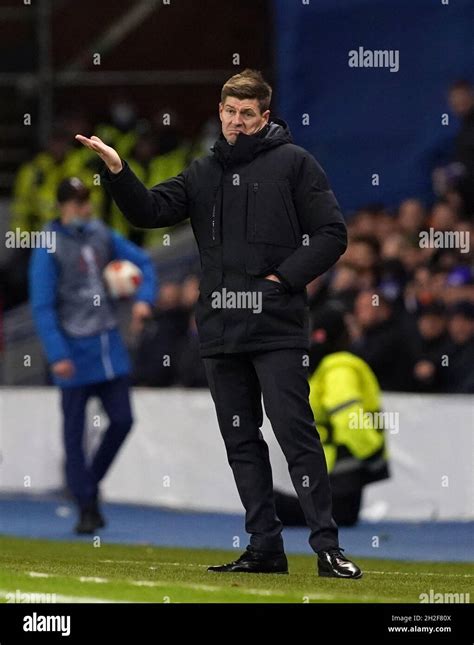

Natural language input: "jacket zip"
[211,203,216,241]
[253,183,259,237]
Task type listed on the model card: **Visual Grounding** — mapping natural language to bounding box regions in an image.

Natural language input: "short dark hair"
[57,177,90,204]
[221,69,272,114]
[449,79,473,93]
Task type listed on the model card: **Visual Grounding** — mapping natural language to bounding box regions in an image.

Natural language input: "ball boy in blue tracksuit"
[29,177,156,534]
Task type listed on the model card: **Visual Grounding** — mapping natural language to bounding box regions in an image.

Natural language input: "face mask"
[67,217,87,232]
[111,103,135,130]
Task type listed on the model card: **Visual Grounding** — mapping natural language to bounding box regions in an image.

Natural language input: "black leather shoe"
[75,510,99,535]
[75,500,106,535]
[208,548,288,574]
[317,548,362,579]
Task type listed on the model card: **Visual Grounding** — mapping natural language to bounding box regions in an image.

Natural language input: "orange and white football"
[103,260,143,299]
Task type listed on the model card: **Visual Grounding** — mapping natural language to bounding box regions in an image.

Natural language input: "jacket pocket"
[247,276,308,338]
[247,181,298,248]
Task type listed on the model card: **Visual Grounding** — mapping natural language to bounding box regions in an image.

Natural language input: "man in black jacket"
[76,69,361,579]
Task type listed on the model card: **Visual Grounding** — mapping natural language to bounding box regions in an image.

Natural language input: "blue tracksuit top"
[29,218,157,388]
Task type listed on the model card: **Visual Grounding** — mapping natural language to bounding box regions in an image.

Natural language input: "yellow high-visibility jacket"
[11,153,65,230]
[309,351,389,483]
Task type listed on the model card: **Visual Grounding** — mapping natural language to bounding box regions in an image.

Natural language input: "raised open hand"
[75,134,123,174]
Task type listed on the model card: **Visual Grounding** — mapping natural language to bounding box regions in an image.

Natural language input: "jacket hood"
[212,118,293,167]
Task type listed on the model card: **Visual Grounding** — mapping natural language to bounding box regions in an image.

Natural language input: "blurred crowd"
[2,98,219,309]
[4,81,474,393]
[10,97,220,247]
[128,195,474,393]
[307,197,473,393]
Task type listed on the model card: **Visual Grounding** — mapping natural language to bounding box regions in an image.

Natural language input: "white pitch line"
[366,570,474,578]
[28,572,50,578]
[26,569,469,602]
[128,579,338,600]
[27,570,337,600]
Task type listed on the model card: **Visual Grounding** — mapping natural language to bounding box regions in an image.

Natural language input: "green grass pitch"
[0,535,472,603]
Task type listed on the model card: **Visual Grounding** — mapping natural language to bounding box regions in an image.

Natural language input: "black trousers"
[61,375,133,507]
[274,486,363,528]
[203,348,339,553]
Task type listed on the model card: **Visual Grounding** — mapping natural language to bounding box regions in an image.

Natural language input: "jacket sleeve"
[110,231,157,305]
[28,247,71,364]
[100,160,189,229]
[274,153,347,293]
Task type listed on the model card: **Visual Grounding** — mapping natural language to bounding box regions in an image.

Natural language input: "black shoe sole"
[75,528,97,535]
[318,568,363,579]
[74,522,105,535]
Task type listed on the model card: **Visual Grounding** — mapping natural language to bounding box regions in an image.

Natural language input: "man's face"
[431,203,457,231]
[399,199,425,232]
[417,313,446,340]
[60,199,92,223]
[219,97,270,144]
[448,314,474,345]
[448,88,474,118]
[354,292,389,329]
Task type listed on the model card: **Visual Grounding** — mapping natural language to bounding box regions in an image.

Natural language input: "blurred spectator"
[322,262,359,313]
[11,129,71,230]
[349,290,411,391]
[430,199,459,231]
[131,281,190,386]
[151,107,191,171]
[408,302,449,392]
[350,208,376,235]
[344,235,379,271]
[343,235,380,288]
[378,258,407,306]
[448,80,474,215]
[444,188,465,217]
[372,210,398,243]
[96,97,140,158]
[192,116,222,158]
[442,301,474,393]
[432,80,474,216]
[397,198,426,241]
[175,275,208,387]
[29,177,156,533]
[8,130,71,308]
